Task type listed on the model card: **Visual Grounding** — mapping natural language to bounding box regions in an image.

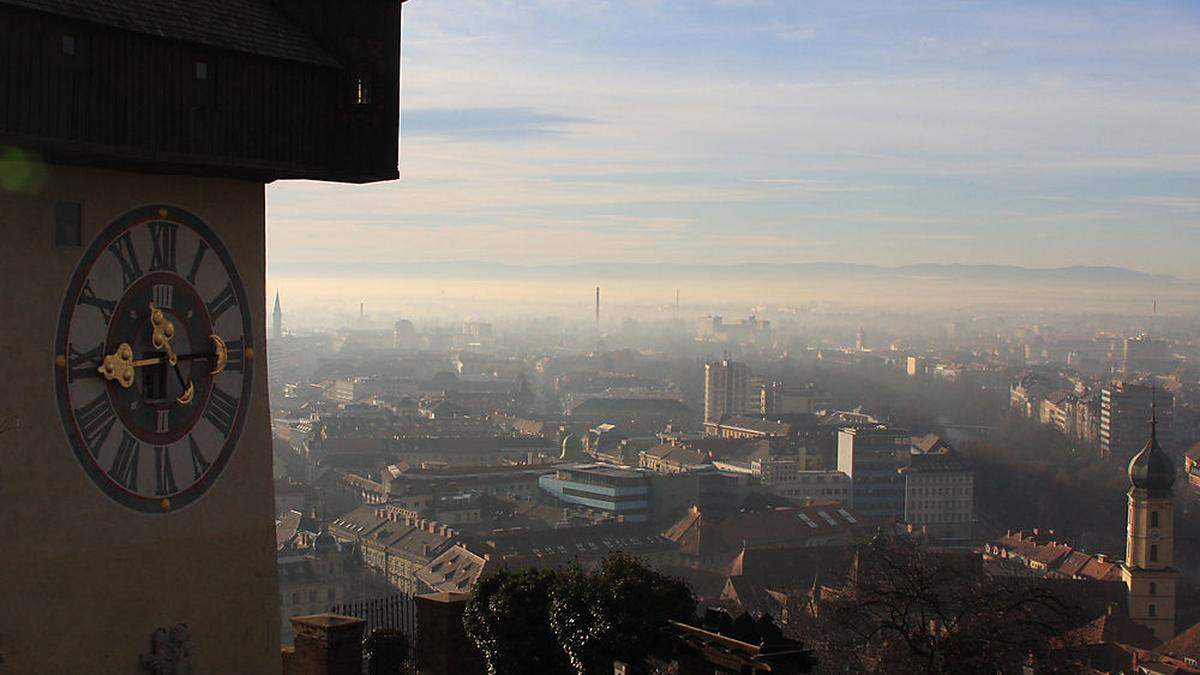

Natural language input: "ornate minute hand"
[149,302,178,365]
[149,303,227,376]
[150,303,194,405]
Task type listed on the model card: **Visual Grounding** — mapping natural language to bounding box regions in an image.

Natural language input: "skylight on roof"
[798,513,818,528]
[837,508,858,524]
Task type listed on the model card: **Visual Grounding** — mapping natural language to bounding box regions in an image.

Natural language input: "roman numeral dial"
[55,205,253,513]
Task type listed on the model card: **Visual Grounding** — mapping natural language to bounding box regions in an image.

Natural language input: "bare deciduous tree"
[810,536,1081,674]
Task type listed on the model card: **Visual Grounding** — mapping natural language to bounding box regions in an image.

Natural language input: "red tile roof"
[415,544,495,594]
[990,529,1074,569]
[1057,610,1159,650]
[1056,551,1093,578]
[663,505,864,563]
[1157,620,1200,663]
[643,444,710,468]
[1076,556,1122,582]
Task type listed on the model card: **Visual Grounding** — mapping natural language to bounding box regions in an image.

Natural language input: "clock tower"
[0,1,402,671]
[1122,403,1177,643]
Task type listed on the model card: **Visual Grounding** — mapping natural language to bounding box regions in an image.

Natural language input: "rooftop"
[0,0,342,66]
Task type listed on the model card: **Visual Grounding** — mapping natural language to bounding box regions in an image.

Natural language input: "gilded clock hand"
[207,334,229,375]
[105,336,230,371]
[172,364,195,406]
[149,302,196,405]
[143,335,228,374]
[149,302,179,366]
[97,342,136,388]
[96,342,192,408]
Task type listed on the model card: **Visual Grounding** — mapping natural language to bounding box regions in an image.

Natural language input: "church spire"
[271,289,282,340]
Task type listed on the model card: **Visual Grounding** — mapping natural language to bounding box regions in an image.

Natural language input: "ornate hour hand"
[97,342,136,388]
[96,342,193,406]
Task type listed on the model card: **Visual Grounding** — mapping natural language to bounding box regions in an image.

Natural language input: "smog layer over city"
[3,1,1199,674]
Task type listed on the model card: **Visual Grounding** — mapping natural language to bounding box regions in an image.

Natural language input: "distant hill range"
[297,261,1182,286]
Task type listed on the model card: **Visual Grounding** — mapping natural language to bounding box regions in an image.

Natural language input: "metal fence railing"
[331,593,419,644]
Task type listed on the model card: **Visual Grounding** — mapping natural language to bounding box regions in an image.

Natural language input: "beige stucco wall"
[0,164,279,672]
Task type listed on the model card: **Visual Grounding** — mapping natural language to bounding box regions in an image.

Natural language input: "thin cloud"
[750,179,893,193]
[403,106,586,141]
[1127,196,1200,213]
[266,1,1200,280]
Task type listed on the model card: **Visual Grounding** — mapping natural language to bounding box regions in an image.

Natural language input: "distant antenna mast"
[360,301,364,319]
[595,287,601,334]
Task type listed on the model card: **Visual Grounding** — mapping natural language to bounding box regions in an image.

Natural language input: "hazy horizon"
[266,0,1200,290]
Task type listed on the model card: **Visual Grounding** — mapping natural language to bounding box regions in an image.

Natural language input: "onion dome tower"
[1122,397,1177,642]
[1128,408,1175,494]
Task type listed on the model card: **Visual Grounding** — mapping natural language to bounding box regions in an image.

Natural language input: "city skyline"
[268,0,1200,282]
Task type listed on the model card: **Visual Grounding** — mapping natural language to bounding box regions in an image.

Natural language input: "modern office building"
[1122,335,1172,376]
[539,463,749,524]
[837,426,911,519]
[760,382,829,415]
[704,359,752,423]
[539,463,654,522]
[1101,383,1172,459]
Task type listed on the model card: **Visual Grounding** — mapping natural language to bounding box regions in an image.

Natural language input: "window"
[195,61,209,80]
[1149,604,1157,617]
[62,35,76,56]
[1150,544,1158,563]
[1150,582,1157,595]
[1151,511,1159,528]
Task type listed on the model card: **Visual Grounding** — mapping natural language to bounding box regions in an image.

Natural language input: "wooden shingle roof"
[0,0,341,66]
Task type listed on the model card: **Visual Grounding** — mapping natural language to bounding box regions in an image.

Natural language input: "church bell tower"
[1122,402,1177,642]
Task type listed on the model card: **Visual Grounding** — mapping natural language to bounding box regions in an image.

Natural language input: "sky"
[266,1,1200,283]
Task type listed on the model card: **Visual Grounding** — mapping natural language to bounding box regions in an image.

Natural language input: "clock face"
[54,205,253,513]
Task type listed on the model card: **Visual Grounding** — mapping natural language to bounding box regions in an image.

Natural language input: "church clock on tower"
[0,1,402,671]
[1122,405,1178,643]
[55,206,254,514]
